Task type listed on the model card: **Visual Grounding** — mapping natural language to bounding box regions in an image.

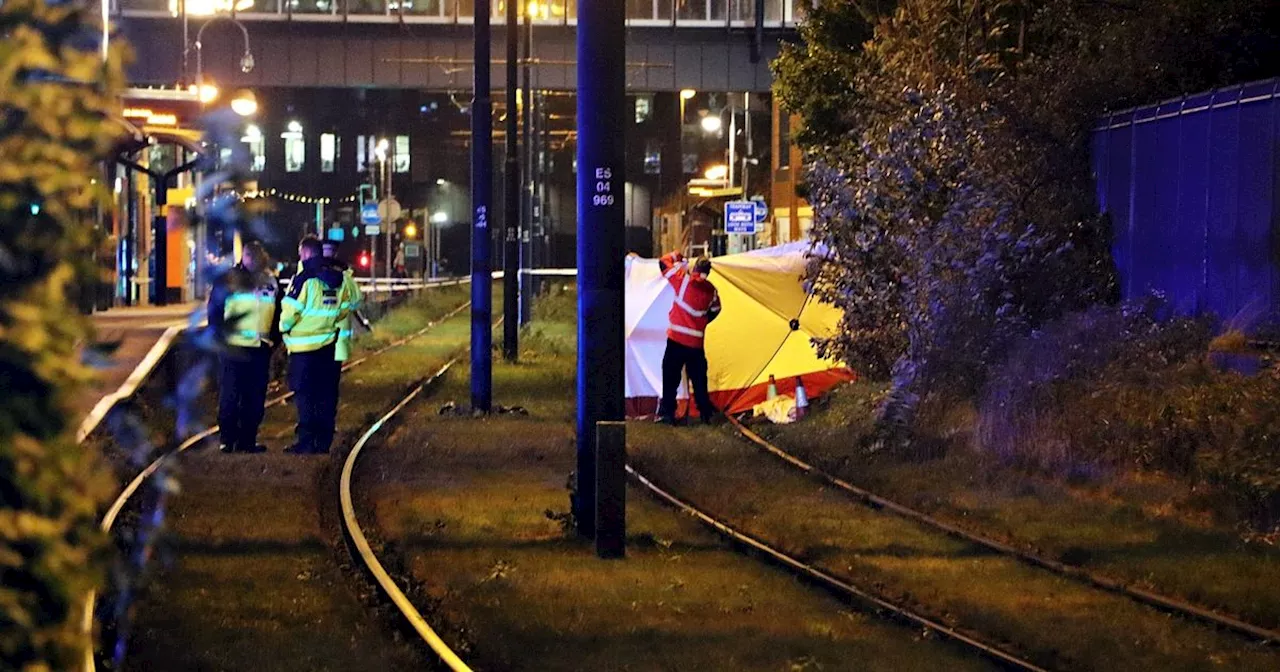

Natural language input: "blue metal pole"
[575,0,626,537]
[502,0,520,361]
[471,0,493,413]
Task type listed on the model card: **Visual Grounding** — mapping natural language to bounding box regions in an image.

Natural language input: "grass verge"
[754,383,1280,632]
[353,294,995,671]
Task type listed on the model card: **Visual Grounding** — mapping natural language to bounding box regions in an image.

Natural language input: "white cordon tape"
[76,326,184,444]
[83,298,473,672]
[726,416,1280,645]
[626,466,1049,672]
[339,359,472,672]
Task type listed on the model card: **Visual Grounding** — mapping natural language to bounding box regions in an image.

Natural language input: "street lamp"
[699,97,753,195]
[184,8,255,295]
[229,89,257,117]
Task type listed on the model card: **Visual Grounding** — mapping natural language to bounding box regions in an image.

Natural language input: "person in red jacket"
[657,250,722,425]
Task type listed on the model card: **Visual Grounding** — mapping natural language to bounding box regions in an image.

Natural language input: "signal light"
[404,222,417,238]
[358,252,370,268]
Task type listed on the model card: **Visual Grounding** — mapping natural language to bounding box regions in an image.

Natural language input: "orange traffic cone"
[767,375,778,400]
[793,376,809,420]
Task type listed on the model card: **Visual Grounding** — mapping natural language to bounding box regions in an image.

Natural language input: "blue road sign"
[753,200,768,224]
[725,201,756,234]
[360,202,381,225]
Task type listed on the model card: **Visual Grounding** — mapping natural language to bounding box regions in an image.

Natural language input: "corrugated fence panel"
[1093,78,1280,329]
[1206,94,1241,324]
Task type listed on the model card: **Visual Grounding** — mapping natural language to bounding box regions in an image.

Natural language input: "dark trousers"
[659,338,716,420]
[218,345,272,448]
[288,342,340,453]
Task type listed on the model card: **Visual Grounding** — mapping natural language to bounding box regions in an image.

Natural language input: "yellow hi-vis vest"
[334,268,362,362]
[280,272,348,353]
[224,275,279,348]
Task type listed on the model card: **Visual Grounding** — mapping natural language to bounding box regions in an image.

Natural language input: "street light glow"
[704,164,728,181]
[431,211,448,224]
[230,89,257,116]
[680,89,697,100]
[375,138,389,161]
[190,83,219,104]
[700,115,722,133]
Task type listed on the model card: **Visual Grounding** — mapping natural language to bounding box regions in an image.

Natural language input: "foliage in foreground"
[0,0,127,668]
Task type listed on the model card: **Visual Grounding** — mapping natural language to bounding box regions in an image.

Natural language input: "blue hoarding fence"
[1092,78,1280,329]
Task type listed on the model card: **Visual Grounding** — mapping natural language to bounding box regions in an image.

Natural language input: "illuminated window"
[635,96,652,124]
[320,133,337,173]
[282,120,305,173]
[644,140,660,175]
[394,135,410,173]
[243,124,265,172]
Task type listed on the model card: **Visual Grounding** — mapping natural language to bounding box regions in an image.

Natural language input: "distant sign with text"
[725,201,757,235]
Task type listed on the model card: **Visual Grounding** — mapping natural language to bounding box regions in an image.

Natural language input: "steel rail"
[338,358,471,671]
[84,298,472,671]
[627,465,1050,672]
[725,414,1280,645]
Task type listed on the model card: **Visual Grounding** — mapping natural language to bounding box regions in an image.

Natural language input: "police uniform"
[657,251,722,423]
[208,264,282,452]
[329,258,363,362]
[280,257,349,454]
[298,257,363,361]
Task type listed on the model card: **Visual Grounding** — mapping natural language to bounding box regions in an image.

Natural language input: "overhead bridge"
[115,0,805,92]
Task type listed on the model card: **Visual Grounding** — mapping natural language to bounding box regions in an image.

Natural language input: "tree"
[0,0,127,667]
[775,0,1279,440]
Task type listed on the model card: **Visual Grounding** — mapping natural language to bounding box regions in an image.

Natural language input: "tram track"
[724,414,1280,645]
[85,297,473,671]
[627,412,1280,671]
[337,357,472,672]
[625,463,1050,672]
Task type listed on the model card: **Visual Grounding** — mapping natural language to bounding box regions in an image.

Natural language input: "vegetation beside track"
[755,382,1280,633]
[355,291,994,671]
[632,419,1280,670]
[112,287,470,671]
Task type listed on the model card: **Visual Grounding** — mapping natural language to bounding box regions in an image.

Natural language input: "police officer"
[657,250,722,425]
[208,241,281,453]
[280,237,349,454]
[321,239,364,363]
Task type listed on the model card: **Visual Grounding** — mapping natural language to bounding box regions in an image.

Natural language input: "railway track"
[337,357,472,672]
[625,463,1050,672]
[724,414,1280,645]
[85,297,473,671]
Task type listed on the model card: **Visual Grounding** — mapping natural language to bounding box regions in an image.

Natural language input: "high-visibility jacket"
[659,251,721,349]
[280,258,349,353]
[208,265,281,349]
[333,264,363,362]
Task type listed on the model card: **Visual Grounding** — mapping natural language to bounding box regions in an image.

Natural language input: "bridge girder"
[120,18,788,92]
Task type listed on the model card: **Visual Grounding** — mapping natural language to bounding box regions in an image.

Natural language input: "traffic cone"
[793,376,809,419]
[766,375,778,400]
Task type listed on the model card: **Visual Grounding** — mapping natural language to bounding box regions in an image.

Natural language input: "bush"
[978,299,1280,527]
[0,0,128,668]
